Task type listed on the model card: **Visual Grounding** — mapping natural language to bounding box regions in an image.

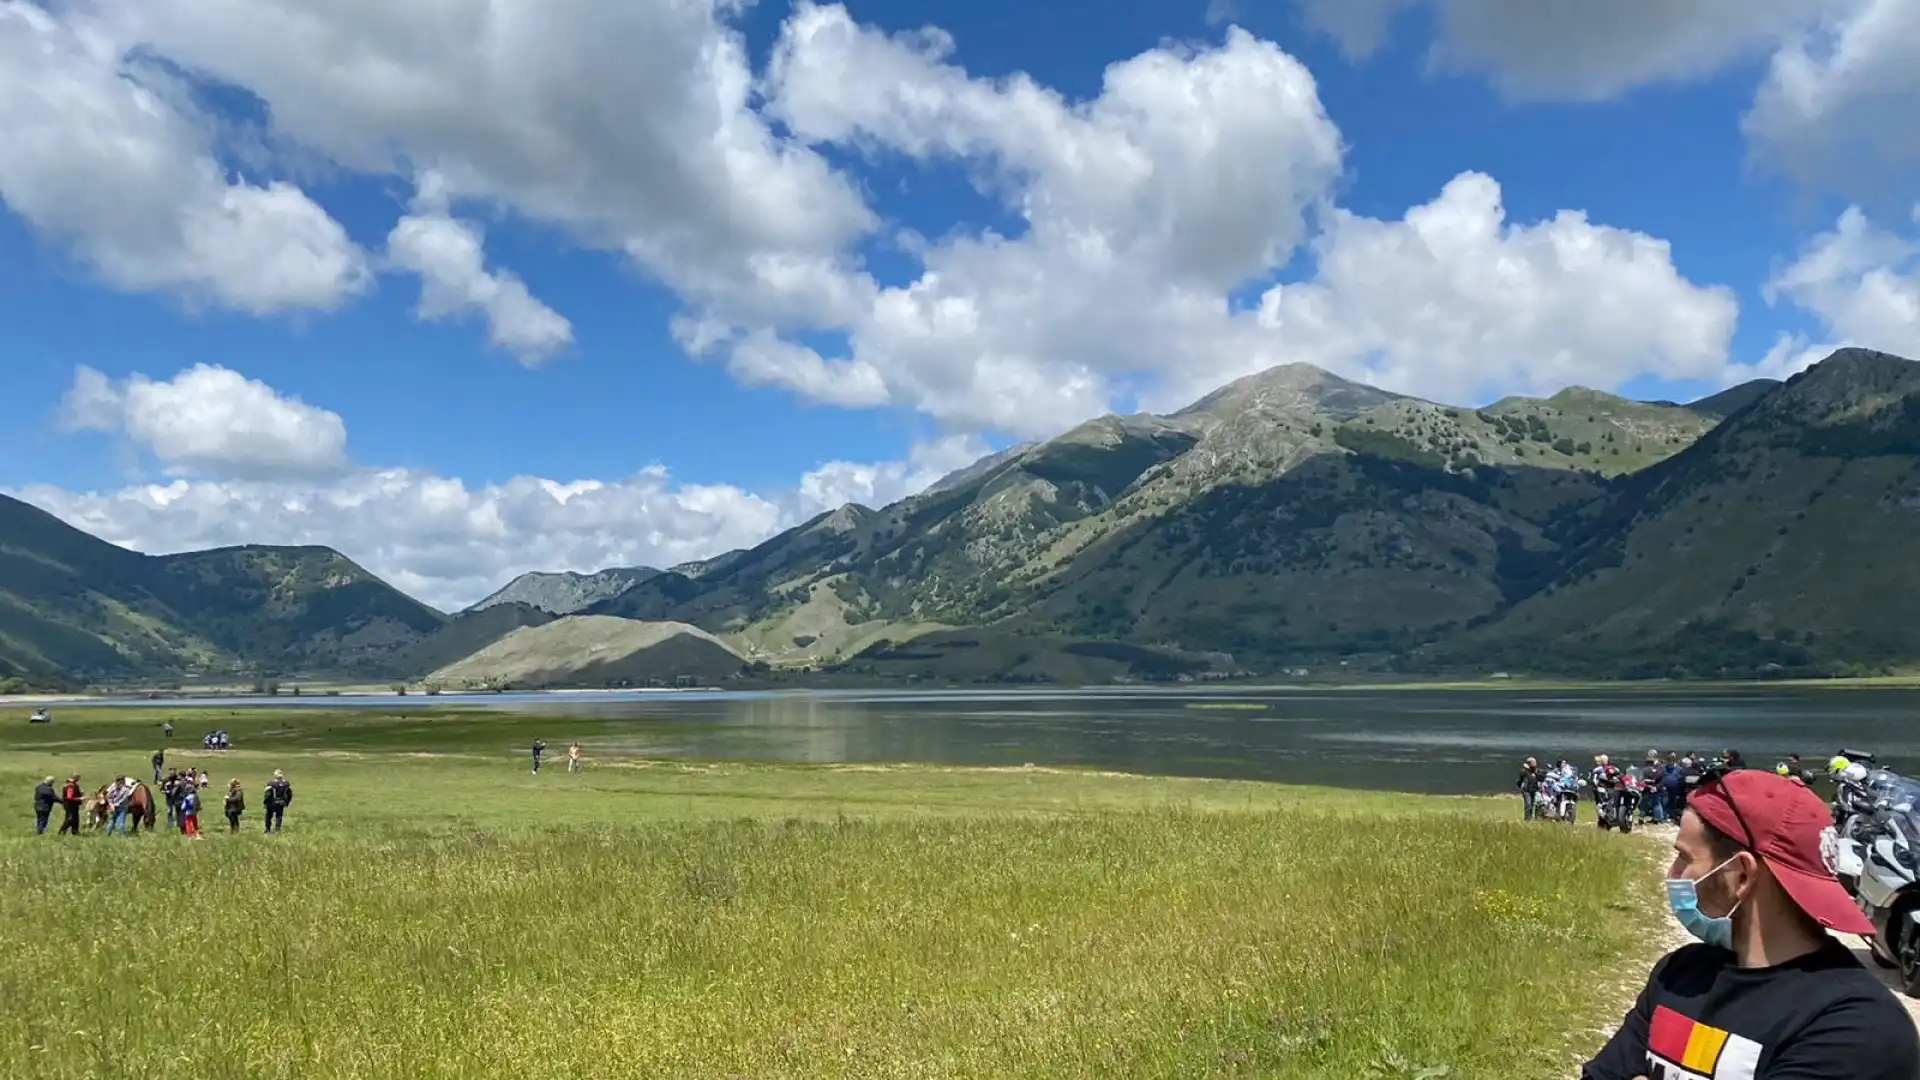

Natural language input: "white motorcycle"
[1833,771,1920,997]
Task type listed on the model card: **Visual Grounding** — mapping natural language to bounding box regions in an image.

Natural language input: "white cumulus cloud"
[0,1,370,313]
[386,178,573,366]
[1198,171,1742,408]
[13,467,788,613]
[97,0,877,331]
[796,434,992,517]
[754,2,1348,434]
[28,365,985,610]
[0,0,1828,466]
[1754,204,1920,379]
[58,364,350,480]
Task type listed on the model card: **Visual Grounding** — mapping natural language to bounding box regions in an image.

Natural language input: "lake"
[47,685,1920,794]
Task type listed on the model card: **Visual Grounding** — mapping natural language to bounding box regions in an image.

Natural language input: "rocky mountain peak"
[468,565,661,615]
[1172,362,1403,426]
[1755,348,1920,428]
[815,504,877,533]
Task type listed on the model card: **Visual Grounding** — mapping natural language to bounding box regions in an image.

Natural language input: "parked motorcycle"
[1595,781,1637,833]
[1838,771,1920,997]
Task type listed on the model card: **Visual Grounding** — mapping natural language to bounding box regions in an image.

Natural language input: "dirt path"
[1631,824,1920,1025]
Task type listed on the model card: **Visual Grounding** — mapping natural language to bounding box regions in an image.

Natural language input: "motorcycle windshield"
[1868,776,1920,844]
[1872,773,1920,811]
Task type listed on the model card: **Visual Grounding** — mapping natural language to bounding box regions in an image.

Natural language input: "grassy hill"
[0,495,445,685]
[392,602,557,677]
[426,615,746,689]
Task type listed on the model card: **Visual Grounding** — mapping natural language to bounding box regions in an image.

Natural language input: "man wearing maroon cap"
[1585,769,1917,1080]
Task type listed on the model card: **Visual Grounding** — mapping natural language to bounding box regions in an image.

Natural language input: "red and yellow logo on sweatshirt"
[1646,1006,1763,1080]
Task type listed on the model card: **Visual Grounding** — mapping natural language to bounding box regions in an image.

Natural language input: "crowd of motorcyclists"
[1518,744,1920,994]
[1517,749,1820,832]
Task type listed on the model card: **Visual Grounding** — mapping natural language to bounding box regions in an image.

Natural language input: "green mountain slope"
[1452,349,1920,676]
[571,364,1720,668]
[1684,379,1780,420]
[0,495,445,683]
[26,350,1904,687]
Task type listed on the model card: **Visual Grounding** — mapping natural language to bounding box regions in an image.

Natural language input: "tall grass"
[0,713,1655,1079]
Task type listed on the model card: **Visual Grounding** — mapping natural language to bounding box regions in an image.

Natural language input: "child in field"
[568,743,581,772]
[180,784,202,840]
[224,779,245,833]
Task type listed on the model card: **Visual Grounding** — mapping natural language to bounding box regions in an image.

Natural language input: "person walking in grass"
[531,739,546,775]
[568,742,581,773]
[33,776,57,835]
[58,775,83,836]
[152,749,165,783]
[224,779,244,833]
[263,770,292,833]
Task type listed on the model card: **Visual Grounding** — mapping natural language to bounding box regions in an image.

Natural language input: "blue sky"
[0,0,1914,608]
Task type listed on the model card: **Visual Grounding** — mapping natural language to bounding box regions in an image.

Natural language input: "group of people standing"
[1517,748,1819,825]
[29,764,295,837]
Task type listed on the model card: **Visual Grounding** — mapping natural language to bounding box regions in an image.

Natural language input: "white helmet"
[1841,763,1869,785]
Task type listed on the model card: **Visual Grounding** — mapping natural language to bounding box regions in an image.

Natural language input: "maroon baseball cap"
[1689,769,1874,937]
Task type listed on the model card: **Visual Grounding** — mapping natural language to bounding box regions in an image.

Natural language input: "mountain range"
[9,347,1919,690]
[0,496,445,688]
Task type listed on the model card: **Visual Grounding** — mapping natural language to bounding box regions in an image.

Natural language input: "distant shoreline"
[9,672,1920,708]
[0,685,723,707]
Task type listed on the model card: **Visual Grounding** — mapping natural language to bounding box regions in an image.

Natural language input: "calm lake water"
[57,685,1920,794]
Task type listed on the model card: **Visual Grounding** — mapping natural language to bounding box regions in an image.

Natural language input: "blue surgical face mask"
[1666,856,1743,949]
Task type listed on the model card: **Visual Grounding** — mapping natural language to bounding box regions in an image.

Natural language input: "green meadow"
[1,708,1657,1079]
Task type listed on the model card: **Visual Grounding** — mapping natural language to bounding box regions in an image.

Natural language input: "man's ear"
[1727,850,1764,905]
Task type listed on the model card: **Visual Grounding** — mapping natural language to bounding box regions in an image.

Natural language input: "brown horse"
[87,782,158,834]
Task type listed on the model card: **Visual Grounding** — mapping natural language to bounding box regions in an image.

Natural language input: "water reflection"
[61,685,1920,793]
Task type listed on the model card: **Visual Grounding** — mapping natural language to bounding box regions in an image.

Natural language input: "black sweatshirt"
[1584,938,1918,1080]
